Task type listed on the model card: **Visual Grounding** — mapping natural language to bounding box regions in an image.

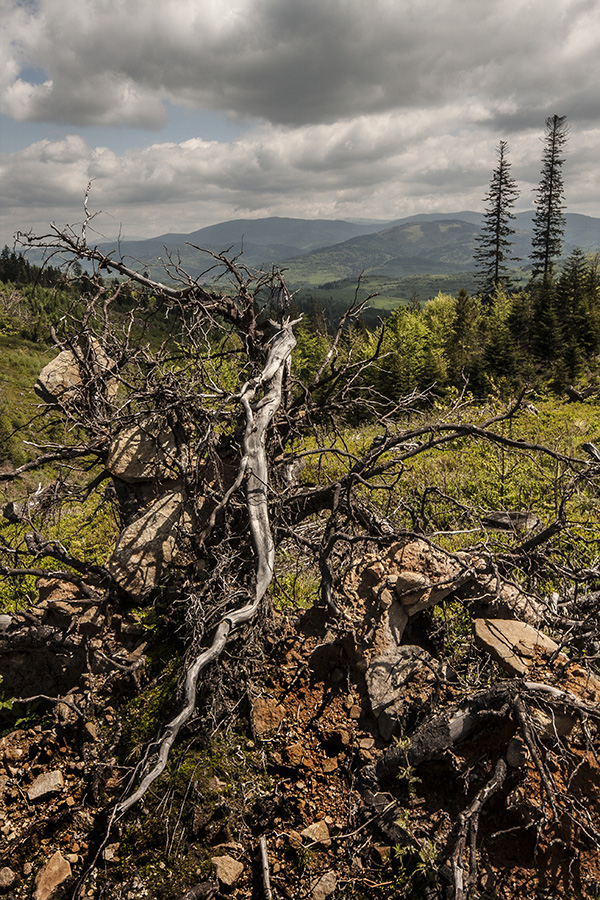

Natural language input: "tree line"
[291,243,599,407]
[1,113,597,412]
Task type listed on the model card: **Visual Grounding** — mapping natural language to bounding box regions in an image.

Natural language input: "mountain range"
[94,211,600,284]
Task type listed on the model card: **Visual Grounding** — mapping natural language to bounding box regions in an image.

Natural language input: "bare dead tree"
[3,201,600,867]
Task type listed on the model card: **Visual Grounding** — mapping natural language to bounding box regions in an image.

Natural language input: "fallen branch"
[451,757,508,900]
[259,836,273,900]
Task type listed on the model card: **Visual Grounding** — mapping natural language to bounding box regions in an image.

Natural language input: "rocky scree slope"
[2,538,600,899]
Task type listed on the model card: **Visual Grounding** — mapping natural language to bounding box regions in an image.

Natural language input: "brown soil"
[2,603,600,899]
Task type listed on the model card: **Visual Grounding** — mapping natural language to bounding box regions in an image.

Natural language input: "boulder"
[366,646,436,716]
[107,489,188,597]
[370,596,409,659]
[346,540,473,625]
[35,339,116,405]
[391,541,472,615]
[365,646,441,740]
[460,561,546,625]
[107,415,179,483]
[473,618,560,676]
[482,510,540,531]
[35,349,82,403]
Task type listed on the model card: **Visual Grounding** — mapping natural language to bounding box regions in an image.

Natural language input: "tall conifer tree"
[474,141,520,299]
[531,114,569,281]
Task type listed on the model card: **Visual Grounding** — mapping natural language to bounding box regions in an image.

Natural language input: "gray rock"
[107,490,188,597]
[366,646,437,716]
[0,867,17,890]
[301,820,332,847]
[482,510,539,531]
[531,707,577,739]
[35,349,82,403]
[506,736,529,767]
[33,851,72,900]
[473,618,560,676]
[211,855,243,887]
[107,415,179,483]
[312,870,337,900]
[366,646,441,741]
[35,339,116,406]
[27,769,64,801]
[390,541,472,615]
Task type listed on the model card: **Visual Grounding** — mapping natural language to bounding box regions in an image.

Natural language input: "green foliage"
[292,272,480,326]
[292,314,332,384]
[118,653,182,749]
[0,676,13,714]
[0,336,54,465]
[0,246,64,288]
[116,708,269,896]
[391,737,420,798]
[391,839,439,898]
[271,564,320,610]
[0,491,119,612]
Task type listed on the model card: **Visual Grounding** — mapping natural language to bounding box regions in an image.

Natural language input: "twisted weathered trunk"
[116,319,297,816]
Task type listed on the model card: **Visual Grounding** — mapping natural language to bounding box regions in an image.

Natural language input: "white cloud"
[2,112,599,242]
[1,0,599,240]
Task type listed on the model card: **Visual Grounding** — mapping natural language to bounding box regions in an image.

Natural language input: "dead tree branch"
[115,318,298,816]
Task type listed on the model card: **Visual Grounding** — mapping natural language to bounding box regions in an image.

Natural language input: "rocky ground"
[2,541,600,899]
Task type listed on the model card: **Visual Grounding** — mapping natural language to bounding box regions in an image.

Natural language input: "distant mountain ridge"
[93,212,600,283]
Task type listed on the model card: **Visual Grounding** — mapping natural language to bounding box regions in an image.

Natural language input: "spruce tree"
[531,114,569,282]
[474,141,520,300]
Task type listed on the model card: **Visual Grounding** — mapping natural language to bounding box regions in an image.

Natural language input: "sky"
[1,0,600,245]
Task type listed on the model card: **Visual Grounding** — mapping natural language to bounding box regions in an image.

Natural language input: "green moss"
[119,653,183,750]
[115,727,269,898]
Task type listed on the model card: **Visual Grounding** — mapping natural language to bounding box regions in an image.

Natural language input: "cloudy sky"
[1,0,599,244]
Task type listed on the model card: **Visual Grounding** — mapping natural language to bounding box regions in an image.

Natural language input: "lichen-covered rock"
[107,489,188,597]
[347,539,472,616]
[107,415,179,483]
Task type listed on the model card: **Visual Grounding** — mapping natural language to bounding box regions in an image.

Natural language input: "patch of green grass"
[0,490,120,612]
[271,551,320,609]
